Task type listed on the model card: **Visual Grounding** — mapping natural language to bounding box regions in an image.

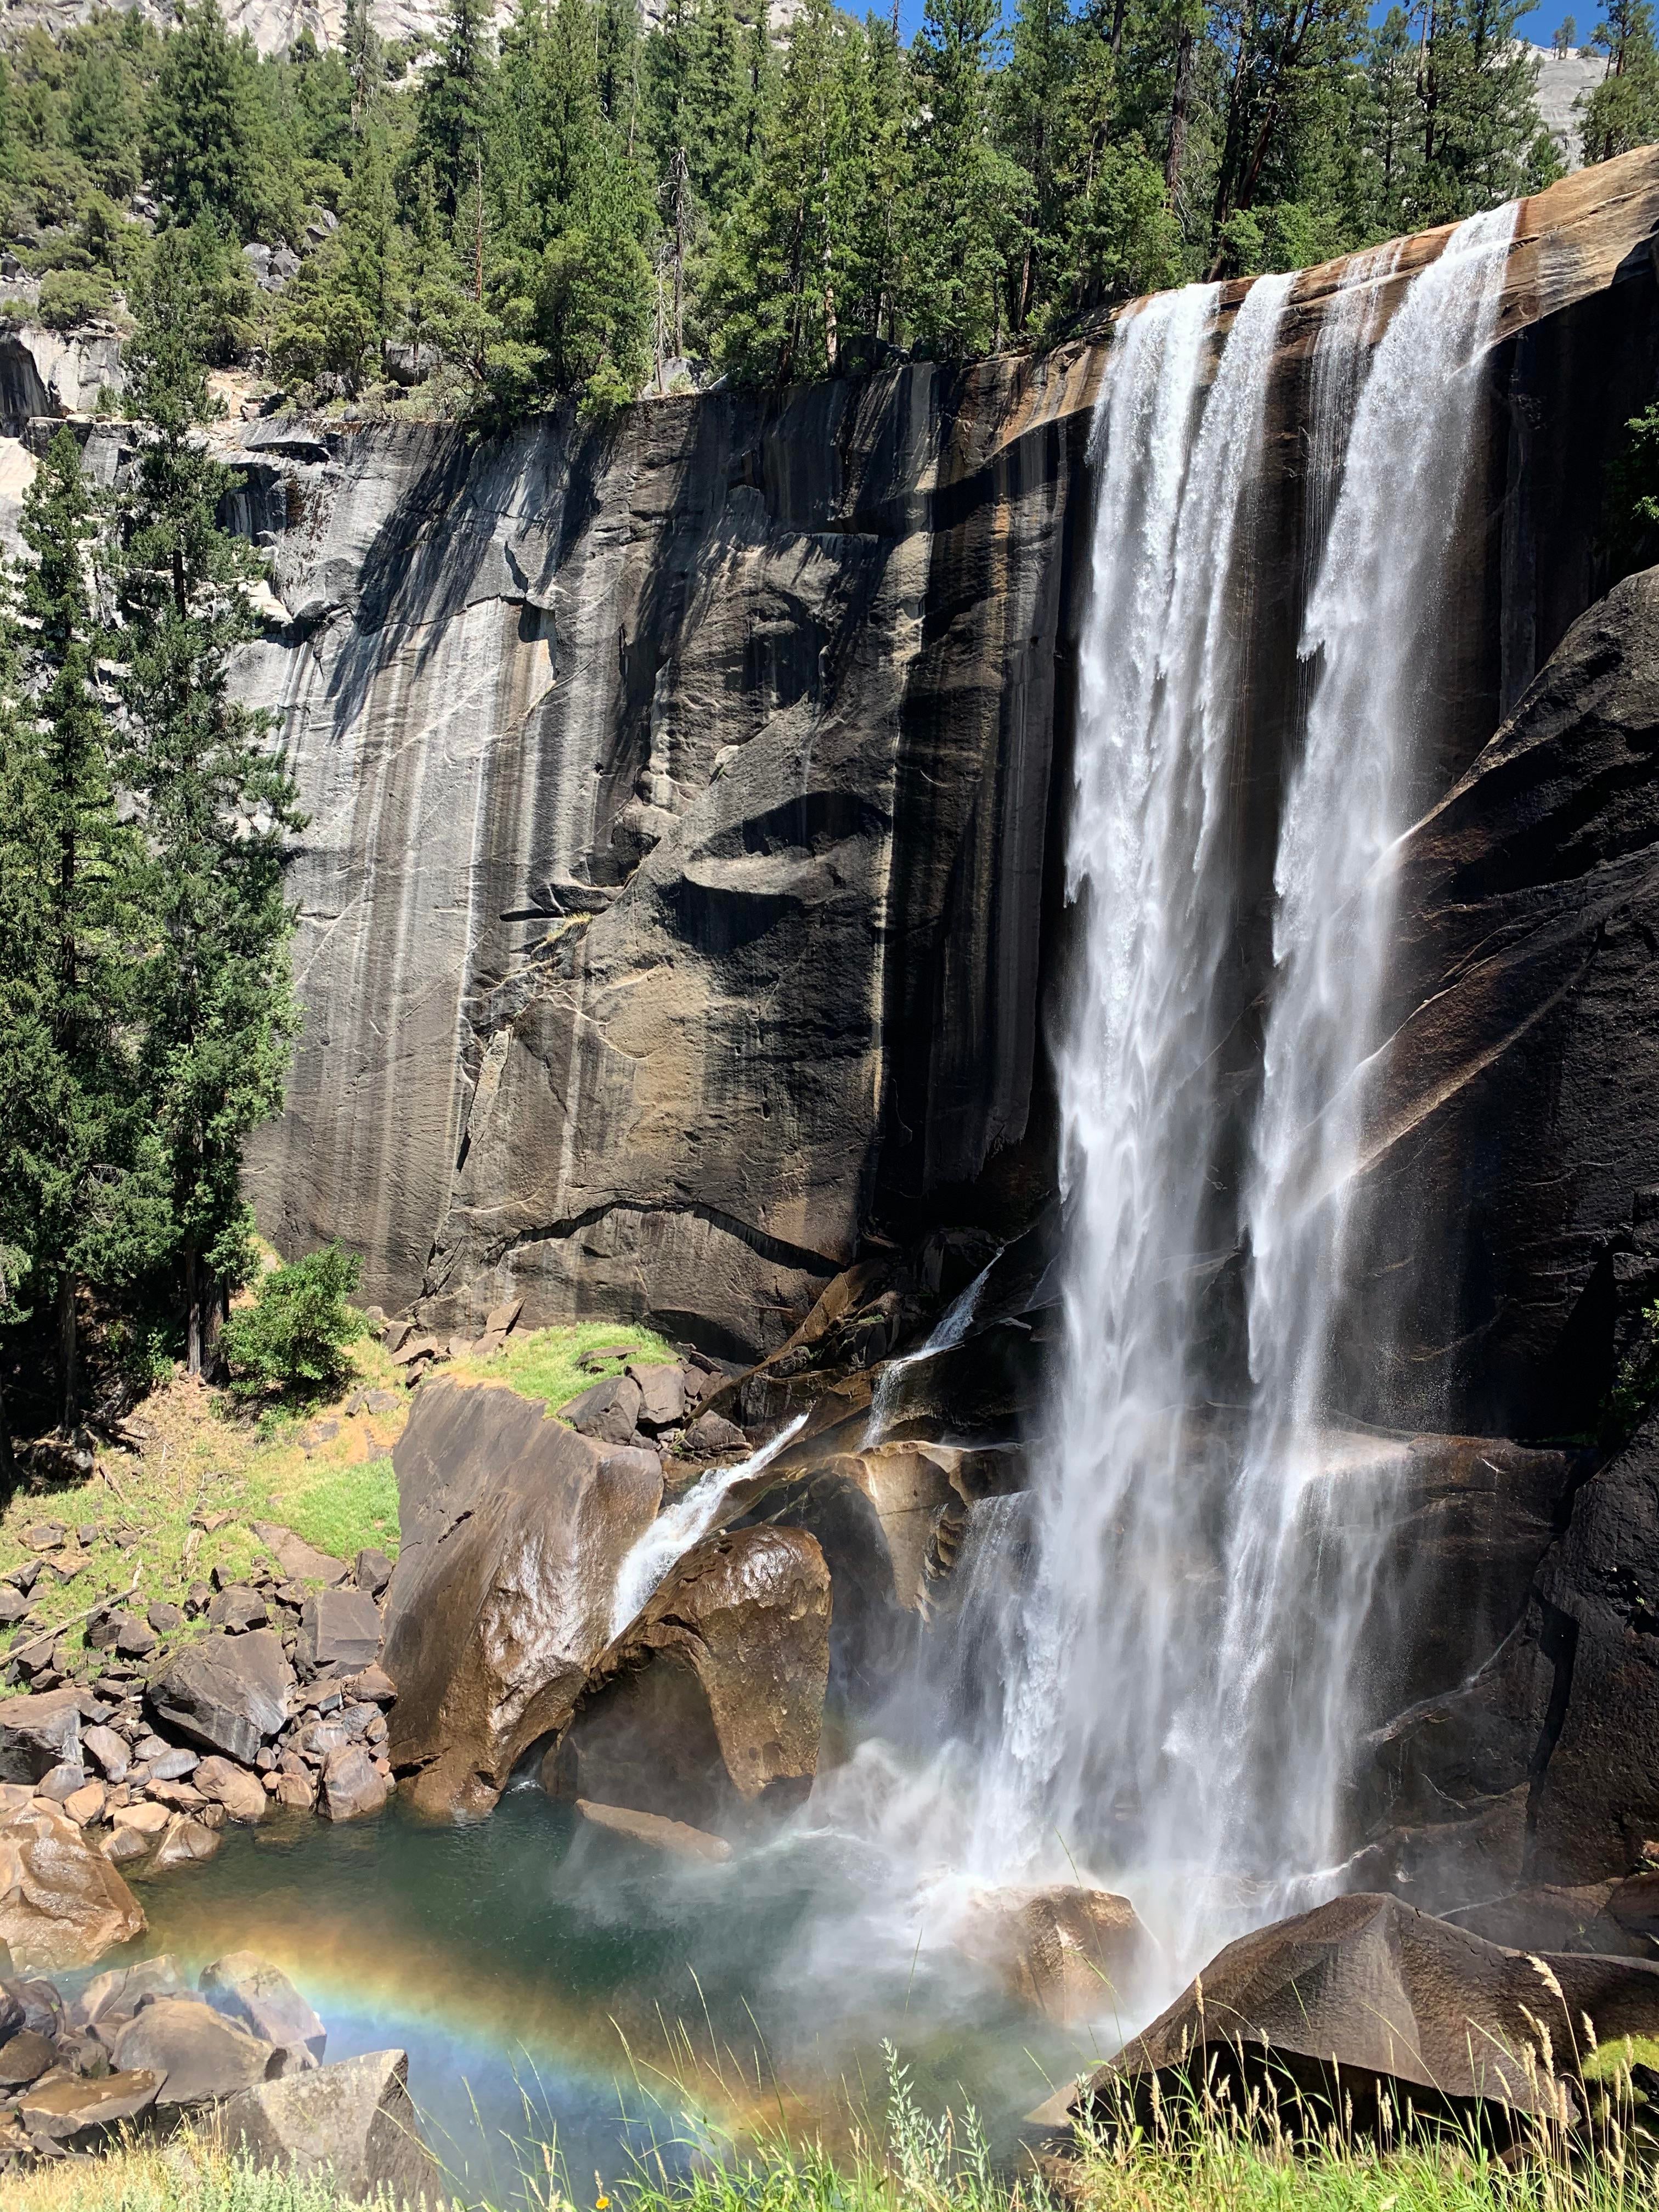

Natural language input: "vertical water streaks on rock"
[229,156,1659,1379]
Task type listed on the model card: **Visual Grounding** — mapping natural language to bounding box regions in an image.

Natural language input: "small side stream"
[112,1789,1100,2205]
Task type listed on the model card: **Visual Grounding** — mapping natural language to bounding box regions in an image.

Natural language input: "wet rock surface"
[1084,1893,1659,2141]
[956,1885,1159,2024]
[550,1525,831,1836]
[0,1797,145,1970]
[382,1379,664,1814]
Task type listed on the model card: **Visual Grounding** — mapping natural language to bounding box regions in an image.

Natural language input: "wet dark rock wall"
[240,357,1098,1359]
[239,154,1659,1417]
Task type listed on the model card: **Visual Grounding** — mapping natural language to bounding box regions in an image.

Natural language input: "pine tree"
[1364,4,1420,228]
[708,0,856,380]
[0,432,166,1427]
[343,0,382,126]
[413,0,495,221]
[66,37,138,199]
[906,0,1028,356]
[143,0,274,239]
[116,235,303,1377]
[1581,0,1659,158]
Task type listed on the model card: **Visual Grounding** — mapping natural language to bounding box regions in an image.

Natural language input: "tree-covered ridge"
[0,0,1650,409]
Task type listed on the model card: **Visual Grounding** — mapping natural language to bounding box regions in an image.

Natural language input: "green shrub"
[221,1244,368,1403]
[36,266,115,330]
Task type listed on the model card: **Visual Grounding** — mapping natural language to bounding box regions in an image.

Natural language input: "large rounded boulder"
[382,1379,664,1816]
[0,1795,145,1971]
[546,1524,831,1836]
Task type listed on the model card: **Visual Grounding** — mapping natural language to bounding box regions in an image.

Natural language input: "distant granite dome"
[1,0,803,55]
[1526,40,1611,169]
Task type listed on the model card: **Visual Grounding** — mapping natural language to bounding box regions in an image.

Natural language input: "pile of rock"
[383,1294,525,1376]
[0,1530,399,1901]
[0,1948,436,2195]
[560,1353,745,1460]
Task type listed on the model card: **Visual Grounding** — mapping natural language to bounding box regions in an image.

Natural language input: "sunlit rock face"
[235,155,1659,1372]
[237,359,1096,1356]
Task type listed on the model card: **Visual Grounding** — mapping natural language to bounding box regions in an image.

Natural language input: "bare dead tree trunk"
[57,1274,77,1432]
[1166,24,1195,193]
[185,1244,202,1380]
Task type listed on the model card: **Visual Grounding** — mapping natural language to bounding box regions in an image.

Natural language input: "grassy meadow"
[0,1318,678,1690]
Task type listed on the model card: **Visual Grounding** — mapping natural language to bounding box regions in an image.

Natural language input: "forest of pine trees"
[0,0,1650,409]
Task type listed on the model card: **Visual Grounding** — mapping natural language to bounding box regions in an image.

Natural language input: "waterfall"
[1198,204,1520,1894]
[608,1412,809,1639]
[969,268,1295,1877]
[972,206,1517,1948]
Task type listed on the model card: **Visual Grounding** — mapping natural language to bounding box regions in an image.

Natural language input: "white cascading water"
[970,205,1518,1956]
[608,1411,809,1639]
[1197,204,1520,1899]
[966,266,1296,1878]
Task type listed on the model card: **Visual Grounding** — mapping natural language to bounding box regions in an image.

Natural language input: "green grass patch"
[449,1318,681,1415]
[242,1453,399,1563]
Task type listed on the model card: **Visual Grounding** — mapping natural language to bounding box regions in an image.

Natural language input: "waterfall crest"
[978,208,1519,1954]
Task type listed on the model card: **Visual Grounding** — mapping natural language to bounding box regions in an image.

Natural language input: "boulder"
[0,1691,81,1783]
[62,1781,105,1826]
[684,1410,747,1455]
[561,1373,643,1444]
[215,2048,441,2203]
[111,1993,277,2106]
[382,1381,664,1816]
[320,1745,389,1822]
[299,1589,383,1677]
[628,1364,687,1432]
[18,2068,161,2143]
[1085,1894,1659,2140]
[147,1746,200,1782]
[252,1523,350,1587]
[149,1814,223,1870]
[146,1630,295,1764]
[81,1725,129,1782]
[0,2028,56,2085]
[354,1549,394,1598]
[72,1953,189,2030]
[194,1757,268,1823]
[201,1952,326,2068]
[955,1886,1160,2024]
[575,1798,732,1863]
[208,1587,270,1633]
[36,1762,85,1803]
[89,1607,155,1657]
[549,1526,830,1836]
[0,1797,145,1970]
[111,1801,170,1837]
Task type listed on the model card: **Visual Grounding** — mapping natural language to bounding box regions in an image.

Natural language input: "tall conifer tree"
[117,236,302,1376]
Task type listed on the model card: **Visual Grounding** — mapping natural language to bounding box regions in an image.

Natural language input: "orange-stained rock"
[955,1885,1160,2025]
[0,1797,145,1970]
[383,1380,663,1816]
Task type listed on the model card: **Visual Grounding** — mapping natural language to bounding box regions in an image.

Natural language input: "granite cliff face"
[222,148,1659,1910]
[238,150,1659,1380]
[238,351,1096,1355]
